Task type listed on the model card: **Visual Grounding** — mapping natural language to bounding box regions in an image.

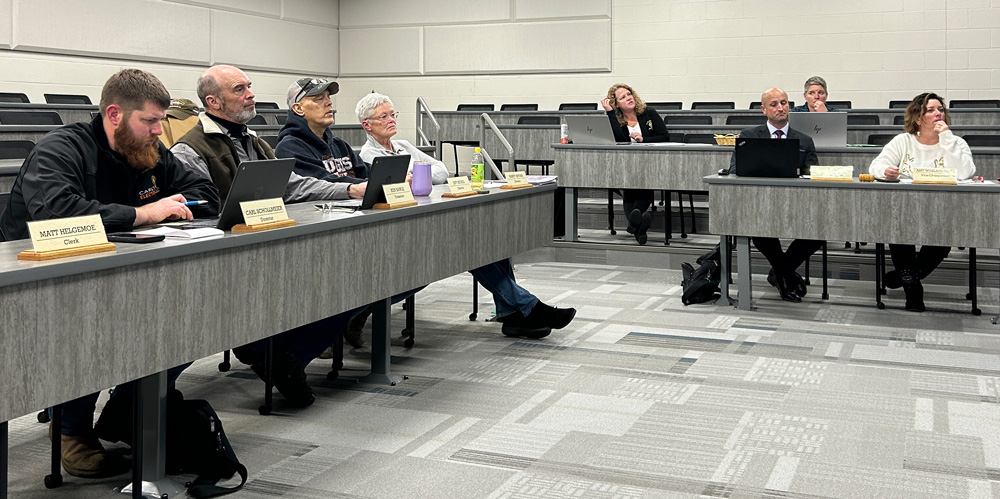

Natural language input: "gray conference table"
[704,175,1000,311]
[0,182,554,496]
[550,143,1000,243]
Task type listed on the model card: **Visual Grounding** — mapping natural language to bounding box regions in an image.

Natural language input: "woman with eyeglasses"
[868,92,976,312]
[600,83,669,245]
[358,92,449,184]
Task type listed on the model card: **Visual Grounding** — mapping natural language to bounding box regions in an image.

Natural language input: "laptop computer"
[733,138,800,178]
[330,155,412,210]
[789,112,847,148]
[565,115,629,145]
[185,158,295,230]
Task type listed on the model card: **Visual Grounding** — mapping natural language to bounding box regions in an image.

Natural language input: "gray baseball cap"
[286,78,340,108]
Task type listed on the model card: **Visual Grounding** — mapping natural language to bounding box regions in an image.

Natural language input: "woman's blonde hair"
[903,92,950,135]
[606,83,646,128]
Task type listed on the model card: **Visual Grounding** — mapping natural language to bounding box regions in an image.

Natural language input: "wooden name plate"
[444,177,477,197]
[441,191,478,198]
[231,218,297,233]
[373,200,419,210]
[500,183,532,190]
[18,242,117,261]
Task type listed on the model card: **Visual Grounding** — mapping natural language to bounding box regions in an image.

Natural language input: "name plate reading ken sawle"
[27,214,108,252]
[239,198,289,225]
[810,165,854,182]
[912,167,958,185]
[383,183,415,205]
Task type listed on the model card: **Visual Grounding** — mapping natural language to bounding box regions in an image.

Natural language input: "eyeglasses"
[292,78,325,104]
[368,112,398,122]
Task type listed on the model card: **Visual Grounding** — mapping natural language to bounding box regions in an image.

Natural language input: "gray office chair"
[443,104,495,176]
[867,134,896,146]
[558,103,598,111]
[247,115,267,126]
[664,115,712,125]
[255,101,280,109]
[493,116,559,174]
[0,110,63,125]
[0,139,34,160]
[0,92,29,103]
[888,100,909,109]
[683,133,716,144]
[43,94,91,105]
[750,101,795,109]
[893,115,905,126]
[949,99,1000,109]
[847,114,880,126]
[691,101,734,110]
[260,135,279,148]
[275,113,287,125]
[726,115,766,126]
[646,102,683,111]
[962,135,1000,147]
[500,104,538,111]
[826,100,852,109]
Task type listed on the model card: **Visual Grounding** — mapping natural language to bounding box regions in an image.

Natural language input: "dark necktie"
[774,130,784,139]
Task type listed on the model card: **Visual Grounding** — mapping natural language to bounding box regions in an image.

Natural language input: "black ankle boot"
[900,270,925,312]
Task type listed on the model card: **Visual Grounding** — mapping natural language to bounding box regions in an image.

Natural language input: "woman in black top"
[601,83,670,245]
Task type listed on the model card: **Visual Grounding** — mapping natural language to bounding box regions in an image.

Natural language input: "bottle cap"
[474,147,481,152]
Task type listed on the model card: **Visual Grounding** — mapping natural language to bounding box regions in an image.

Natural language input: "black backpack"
[681,245,722,305]
[95,388,248,498]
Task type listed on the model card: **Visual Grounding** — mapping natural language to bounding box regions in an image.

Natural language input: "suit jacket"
[728,124,818,174]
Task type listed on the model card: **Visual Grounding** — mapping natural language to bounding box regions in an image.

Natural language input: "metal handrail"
[479,112,512,181]
[415,97,441,160]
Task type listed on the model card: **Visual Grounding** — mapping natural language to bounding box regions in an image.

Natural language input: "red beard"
[114,121,160,170]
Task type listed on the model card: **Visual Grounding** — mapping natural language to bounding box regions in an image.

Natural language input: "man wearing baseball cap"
[275,77,367,200]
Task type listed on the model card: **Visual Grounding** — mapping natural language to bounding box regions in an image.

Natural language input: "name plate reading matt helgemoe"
[501,171,531,189]
[447,176,474,195]
[810,165,854,182]
[239,198,289,225]
[912,167,957,185]
[27,214,108,252]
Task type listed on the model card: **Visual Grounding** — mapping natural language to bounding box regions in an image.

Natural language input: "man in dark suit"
[729,87,821,302]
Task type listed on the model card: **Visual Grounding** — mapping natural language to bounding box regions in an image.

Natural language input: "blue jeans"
[57,363,190,436]
[470,259,538,319]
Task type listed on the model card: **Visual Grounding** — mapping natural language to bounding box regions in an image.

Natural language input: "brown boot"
[61,433,130,478]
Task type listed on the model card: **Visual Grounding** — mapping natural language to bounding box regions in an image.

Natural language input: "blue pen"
[183,200,208,207]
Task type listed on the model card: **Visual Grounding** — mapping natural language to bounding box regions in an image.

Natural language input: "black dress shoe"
[635,212,652,245]
[883,270,903,289]
[242,348,315,407]
[791,271,807,297]
[901,271,925,312]
[766,269,801,303]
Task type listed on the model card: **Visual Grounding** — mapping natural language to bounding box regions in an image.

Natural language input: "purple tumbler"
[411,161,433,196]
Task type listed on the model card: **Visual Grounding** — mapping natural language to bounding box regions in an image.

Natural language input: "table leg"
[736,236,754,311]
[564,187,578,242]
[969,248,981,316]
[1,421,7,499]
[362,298,404,386]
[715,235,735,306]
[119,372,183,498]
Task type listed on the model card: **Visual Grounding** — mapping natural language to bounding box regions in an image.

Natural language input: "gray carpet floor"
[6,258,1000,498]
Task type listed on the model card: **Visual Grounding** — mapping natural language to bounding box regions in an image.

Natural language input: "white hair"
[356,92,392,122]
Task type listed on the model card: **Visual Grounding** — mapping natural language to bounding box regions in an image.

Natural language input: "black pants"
[622,189,654,227]
[752,237,824,275]
[889,244,950,278]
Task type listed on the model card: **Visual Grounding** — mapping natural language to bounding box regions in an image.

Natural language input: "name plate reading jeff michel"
[27,214,107,252]
[447,176,474,195]
[239,198,288,225]
[912,167,957,185]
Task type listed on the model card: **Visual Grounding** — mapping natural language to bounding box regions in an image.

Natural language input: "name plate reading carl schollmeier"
[382,182,415,205]
[27,214,107,252]
[505,171,530,187]
[447,176,474,195]
[912,167,957,185]
[239,198,288,225]
[810,165,854,181]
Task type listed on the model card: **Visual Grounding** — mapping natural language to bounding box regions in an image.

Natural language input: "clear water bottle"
[471,147,484,190]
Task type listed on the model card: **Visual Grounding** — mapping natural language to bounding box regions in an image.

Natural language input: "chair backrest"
[690,101,734,110]
[889,100,909,109]
[43,93,91,105]
[847,114,880,126]
[517,115,560,125]
[500,104,538,111]
[663,115,712,125]
[893,115,905,126]
[260,135,280,148]
[457,104,495,111]
[961,134,1000,147]
[0,139,35,160]
[683,133,717,144]
[646,102,682,111]
[949,99,1000,109]
[255,101,279,110]
[751,101,795,109]
[246,115,267,126]
[0,92,30,103]
[275,113,287,125]
[558,103,598,111]
[826,100,852,109]
[91,111,101,120]
[0,192,10,230]
[0,110,63,125]
[867,134,897,146]
[726,115,766,126]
